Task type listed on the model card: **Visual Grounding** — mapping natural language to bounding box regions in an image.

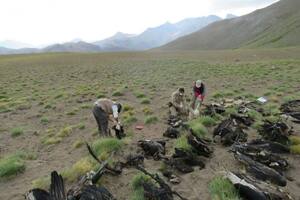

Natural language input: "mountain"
[93,32,136,51]
[42,41,102,53]
[0,40,33,49]
[158,0,300,51]
[93,15,222,51]
[0,41,102,55]
[225,14,236,19]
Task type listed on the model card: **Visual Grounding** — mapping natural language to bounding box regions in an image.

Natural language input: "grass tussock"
[32,176,50,190]
[289,136,300,145]
[40,117,49,124]
[0,153,26,178]
[175,135,192,151]
[142,107,153,115]
[57,126,73,138]
[144,116,158,125]
[11,127,24,138]
[73,140,84,149]
[112,90,124,97]
[209,176,240,200]
[290,144,300,154]
[134,92,146,99]
[131,173,153,200]
[123,115,138,126]
[92,138,124,157]
[140,98,151,104]
[62,157,94,183]
[188,119,208,138]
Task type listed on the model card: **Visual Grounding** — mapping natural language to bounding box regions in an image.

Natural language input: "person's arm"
[111,105,119,124]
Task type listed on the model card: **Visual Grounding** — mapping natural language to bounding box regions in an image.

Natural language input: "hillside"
[158,0,300,51]
[42,41,102,53]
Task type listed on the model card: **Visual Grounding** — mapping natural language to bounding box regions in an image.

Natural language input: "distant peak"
[225,14,237,19]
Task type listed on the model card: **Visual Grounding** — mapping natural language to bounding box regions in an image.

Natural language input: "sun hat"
[195,80,202,88]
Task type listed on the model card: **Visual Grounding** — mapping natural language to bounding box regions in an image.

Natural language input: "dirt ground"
[0,48,300,200]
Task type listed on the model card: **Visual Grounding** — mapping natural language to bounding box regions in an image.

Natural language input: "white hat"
[196,80,202,88]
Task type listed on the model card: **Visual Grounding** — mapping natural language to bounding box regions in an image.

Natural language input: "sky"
[0,0,279,46]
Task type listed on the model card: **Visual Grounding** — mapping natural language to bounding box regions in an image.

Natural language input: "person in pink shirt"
[191,80,206,110]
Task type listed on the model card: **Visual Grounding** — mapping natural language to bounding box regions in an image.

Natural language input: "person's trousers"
[92,105,109,136]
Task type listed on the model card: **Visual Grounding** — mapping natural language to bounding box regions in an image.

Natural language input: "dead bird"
[138,139,166,160]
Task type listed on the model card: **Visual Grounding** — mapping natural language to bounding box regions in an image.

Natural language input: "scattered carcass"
[280,100,300,120]
[167,115,184,128]
[188,130,213,157]
[163,127,181,139]
[248,139,290,154]
[203,103,225,116]
[25,144,116,200]
[138,139,166,160]
[225,171,292,200]
[234,151,287,186]
[135,166,187,200]
[232,143,289,172]
[164,148,206,174]
[213,114,251,146]
[258,120,292,145]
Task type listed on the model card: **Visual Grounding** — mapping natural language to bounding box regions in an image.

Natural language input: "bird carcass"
[165,148,205,174]
[213,116,248,146]
[163,127,180,138]
[248,139,290,154]
[234,151,287,186]
[225,171,292,200]
[203,103,225,116]
[138,139,166,160]
[187,131,213,157]
[135,166,187,200]
[280,100,300,120]
[232,143,289,172]
[258,120,292,145]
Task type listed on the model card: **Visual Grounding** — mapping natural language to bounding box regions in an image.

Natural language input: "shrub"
[131,173,153,200]
[57,126,73,138]
[32,176,50,190]
[140,98,150,104]
[97,93,106,98]
[73,140,84,149]
[77,123,85,130]
[142,107,153,115]
[123,115,138,126]
[134,92,146,99]
[123,104,134,112]
[209,176,240,200]
[175,135,192,151]
[92,138,124,157]
[40,117,49,124]
[290,144,300,154]
[80,103,91,109]
[0,153,26,178]
[43,137,62,145]
[188,119,208,138]
[144,116,158,125]
[289,136,300,145]
[112,90,123,97]
[62,157,94,183]
[11,127,24,137]
[198,116,216,127]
